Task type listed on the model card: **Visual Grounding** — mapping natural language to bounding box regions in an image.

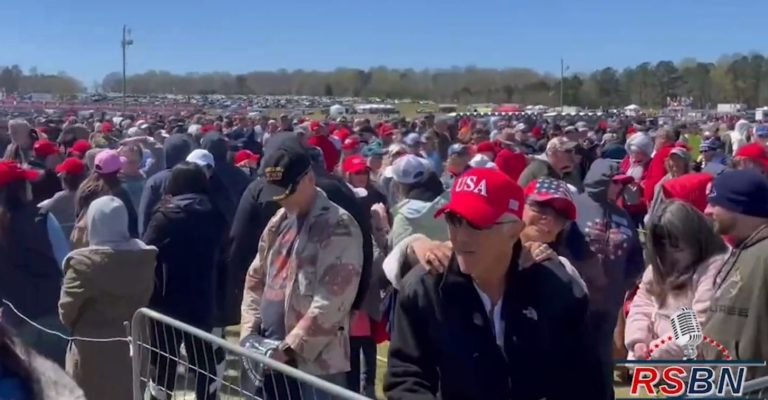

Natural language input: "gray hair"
[8,119,31,136]
[657,127,677,143]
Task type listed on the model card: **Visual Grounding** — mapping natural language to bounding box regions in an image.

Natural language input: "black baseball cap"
[259,137,312,202]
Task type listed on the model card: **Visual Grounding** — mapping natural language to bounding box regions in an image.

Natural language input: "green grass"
[272,102,444,122]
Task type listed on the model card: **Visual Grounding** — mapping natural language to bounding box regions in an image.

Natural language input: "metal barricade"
[131,308,370,400]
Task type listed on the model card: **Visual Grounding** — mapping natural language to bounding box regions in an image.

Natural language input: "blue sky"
[0,0,764,84]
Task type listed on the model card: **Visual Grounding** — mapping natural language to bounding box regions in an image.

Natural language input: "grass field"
[284,101,439,122]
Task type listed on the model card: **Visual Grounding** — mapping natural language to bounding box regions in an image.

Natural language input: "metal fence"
[130,308,370,400]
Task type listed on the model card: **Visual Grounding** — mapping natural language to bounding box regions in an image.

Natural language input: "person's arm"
[624,227,646,290]
[143,142,165,178]
[239,221,271,340]
[58,256,87,330]
[384,279,439,400]
[138,177,161,237]
[230,183,280,312]
[382,234,429,289]
[282,213,363,361]
[516,162,541,188]
[46,214,70,268]
[389,213,415,250]
[624,267,655,355]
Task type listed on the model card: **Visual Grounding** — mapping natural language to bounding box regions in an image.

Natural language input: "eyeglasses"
[444,211,513,231]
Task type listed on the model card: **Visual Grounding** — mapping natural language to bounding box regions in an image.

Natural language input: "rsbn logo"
[618,307,766,398]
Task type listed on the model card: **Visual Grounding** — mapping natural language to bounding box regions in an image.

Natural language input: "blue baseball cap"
[755,124,768,137]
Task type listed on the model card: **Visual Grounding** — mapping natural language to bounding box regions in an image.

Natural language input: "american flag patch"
[535,178,573,200]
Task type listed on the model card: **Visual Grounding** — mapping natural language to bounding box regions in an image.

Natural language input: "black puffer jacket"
[143,193,227,329]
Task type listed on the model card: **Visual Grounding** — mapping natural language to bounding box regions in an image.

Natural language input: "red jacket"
[642,145,674,204]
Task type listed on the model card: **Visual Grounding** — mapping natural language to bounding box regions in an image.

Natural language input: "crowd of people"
[0,110,767,399]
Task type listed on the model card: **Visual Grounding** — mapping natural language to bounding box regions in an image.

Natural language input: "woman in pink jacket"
[625,200,727,360]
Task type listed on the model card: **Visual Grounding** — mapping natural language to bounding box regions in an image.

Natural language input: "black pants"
[150,324,219,400]
[346,336,377,398]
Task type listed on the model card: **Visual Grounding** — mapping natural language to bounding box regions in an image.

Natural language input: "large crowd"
[0,110,767,399]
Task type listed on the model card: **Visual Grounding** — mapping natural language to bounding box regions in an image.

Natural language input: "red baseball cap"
[342,136,361,151]
[378,123,394,137]
[69,139,91,157]
[476,141,497,156]
[0,161,41,187]
[309,120,325,134]
[55,157,86,176]
[735,143,768,169]
[101,121,114,133]
[523,178,577,220]
[342,155,369,174]
[334,128,352,142]
[234,150,260,165]
[33,140,59,159]
[435,168,524,228]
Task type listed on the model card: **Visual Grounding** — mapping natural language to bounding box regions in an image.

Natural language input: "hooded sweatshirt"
[201,133,250,224]
[620,133,654,181]
[571,159,645,314]
[137,134,192,235]
[730,119,750,154]
[59,196,156,400]
[389,173,449,248]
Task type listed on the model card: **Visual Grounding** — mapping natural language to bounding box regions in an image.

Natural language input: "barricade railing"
[131,308,370,400]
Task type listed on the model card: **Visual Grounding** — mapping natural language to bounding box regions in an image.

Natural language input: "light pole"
[559,58,571,111]
[560,58,565,110]
[121,25,134,114]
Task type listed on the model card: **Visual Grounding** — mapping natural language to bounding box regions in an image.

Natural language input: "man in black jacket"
[228,134,373,316]
[384,167,608,400]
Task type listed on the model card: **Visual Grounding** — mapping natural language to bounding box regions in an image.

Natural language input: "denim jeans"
[346,336,376,398]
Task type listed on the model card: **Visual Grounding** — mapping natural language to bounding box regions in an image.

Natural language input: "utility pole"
[121,25,134,114]
[560,58,565,110]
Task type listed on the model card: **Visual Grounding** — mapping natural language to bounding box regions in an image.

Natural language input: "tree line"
[4,52,768,108]
[0,66,84,97]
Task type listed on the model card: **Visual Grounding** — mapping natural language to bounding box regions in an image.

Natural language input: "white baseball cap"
[391,154,431,184]
[186,149,215,168]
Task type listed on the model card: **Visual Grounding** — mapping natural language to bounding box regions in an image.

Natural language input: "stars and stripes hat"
[435,167,524,228]
[523,178,577,220]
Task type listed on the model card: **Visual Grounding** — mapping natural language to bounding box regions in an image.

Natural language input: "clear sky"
[0,0,764,84]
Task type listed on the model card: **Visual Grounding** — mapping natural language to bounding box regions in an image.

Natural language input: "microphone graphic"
[670,307,704,360]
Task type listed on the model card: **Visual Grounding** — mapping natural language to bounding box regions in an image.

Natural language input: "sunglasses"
[444,211,512,231]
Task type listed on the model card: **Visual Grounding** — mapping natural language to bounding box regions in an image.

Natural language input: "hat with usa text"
[435,167,524,228]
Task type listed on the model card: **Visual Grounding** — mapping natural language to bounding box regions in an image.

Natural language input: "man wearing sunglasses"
[239,136,364,399]
[384,168,607,400]
[517,136,578,190]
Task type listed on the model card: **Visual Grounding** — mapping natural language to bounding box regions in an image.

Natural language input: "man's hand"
[270,343,295,364]
[520,242,557,269]
[407,238,452,273]
[633,343,649,360]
